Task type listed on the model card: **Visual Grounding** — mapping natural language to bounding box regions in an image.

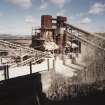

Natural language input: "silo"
[41,15,52,29]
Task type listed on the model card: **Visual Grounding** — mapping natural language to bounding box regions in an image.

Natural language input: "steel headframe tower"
[56,16,67,52]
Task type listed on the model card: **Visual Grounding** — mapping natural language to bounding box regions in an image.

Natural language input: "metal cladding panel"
[57,16,67,22]
[57,16,67,27]
[41,15,52,29]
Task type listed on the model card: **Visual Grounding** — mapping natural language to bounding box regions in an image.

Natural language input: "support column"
[47,58,50,71]
[6,65,9,79]
[20,48,23,62]
[4,65,9,80]
[0,57,2,64]
[53,59,55,71]
[30,62,32,74]
[4,66,7,80]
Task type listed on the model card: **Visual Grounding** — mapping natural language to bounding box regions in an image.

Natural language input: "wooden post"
[30,62,32,74]
[47,59,50,71]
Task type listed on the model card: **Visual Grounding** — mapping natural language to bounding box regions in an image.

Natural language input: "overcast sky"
[0,0,105,35]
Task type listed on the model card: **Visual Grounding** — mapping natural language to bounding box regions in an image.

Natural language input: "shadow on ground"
[0,72,105,105]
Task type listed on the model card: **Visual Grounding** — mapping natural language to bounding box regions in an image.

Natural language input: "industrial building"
[0,15,105,105]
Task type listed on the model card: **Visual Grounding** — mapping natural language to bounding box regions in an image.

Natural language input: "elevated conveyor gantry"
[0,39,52,67]
[64,23,105,52]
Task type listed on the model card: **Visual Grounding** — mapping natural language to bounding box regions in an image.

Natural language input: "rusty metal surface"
[41,15,52,29]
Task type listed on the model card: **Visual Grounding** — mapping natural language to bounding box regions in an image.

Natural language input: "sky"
[0,0,105,35]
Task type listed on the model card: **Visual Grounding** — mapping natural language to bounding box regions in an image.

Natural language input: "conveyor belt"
[65,23,105,41]
[0,39,52,67]
[65,31,105,51]
[0,39,50,57]
[11,55,45,68]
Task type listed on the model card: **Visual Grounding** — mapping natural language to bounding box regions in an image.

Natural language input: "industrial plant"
[0,15,105,105]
